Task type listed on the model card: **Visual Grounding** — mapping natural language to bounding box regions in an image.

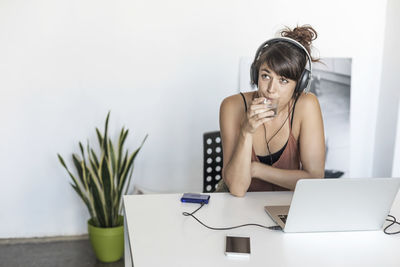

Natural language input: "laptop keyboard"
[278,214,288,224]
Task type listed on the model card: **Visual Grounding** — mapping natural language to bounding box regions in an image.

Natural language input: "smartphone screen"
[225,236,251,257]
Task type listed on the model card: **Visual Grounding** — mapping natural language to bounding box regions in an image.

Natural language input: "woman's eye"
[261,74,270,79]
[280,78,289,84]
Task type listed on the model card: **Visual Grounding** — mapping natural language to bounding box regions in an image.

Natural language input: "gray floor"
[0,238,124,267]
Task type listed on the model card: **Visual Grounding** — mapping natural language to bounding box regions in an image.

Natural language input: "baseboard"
[0,234,89,245]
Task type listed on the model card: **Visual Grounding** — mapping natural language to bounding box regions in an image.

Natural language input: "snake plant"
[58,112,147,227]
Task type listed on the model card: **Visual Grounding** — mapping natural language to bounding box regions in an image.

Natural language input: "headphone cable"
[264,99,295,163]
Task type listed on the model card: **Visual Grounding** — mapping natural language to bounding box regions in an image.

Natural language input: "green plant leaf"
[118,134,148,198]
[72,154,85,188]
[117,128,128,172]
[109,139,117,178]
[58,154,83,191]
[118,150,128,179]
[58,154,98,225]
[95,128,103,148]
[57,154,68,169]
[79,142,85,158]
[89,178,106,227]
[70,183,97,225]
[120,166,134,214]
[102,112,110,155]
[89,151,99,178]
[90,148,99,168]
[87,156,107,222]
[98,152,111,226]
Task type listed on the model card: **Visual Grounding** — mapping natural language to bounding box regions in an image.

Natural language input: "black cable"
[384,215,400,235]
[264,101,294,164]
[182,203,282,231]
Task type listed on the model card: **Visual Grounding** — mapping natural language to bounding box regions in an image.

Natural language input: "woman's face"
[257,63,296,111]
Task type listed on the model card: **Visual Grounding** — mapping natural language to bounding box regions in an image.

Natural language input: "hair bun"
[280,24,318,60]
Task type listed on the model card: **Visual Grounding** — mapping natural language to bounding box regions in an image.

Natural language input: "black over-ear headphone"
[250,37,313,94]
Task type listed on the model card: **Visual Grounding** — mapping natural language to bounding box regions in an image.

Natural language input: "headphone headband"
[251,37,313,94]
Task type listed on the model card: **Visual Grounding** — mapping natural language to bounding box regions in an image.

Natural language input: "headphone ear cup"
[296,69,311,93]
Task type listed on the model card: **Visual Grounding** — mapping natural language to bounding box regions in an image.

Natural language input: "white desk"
[124,191,400,267]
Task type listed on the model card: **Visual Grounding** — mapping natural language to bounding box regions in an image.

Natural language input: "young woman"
[218,25,325,197]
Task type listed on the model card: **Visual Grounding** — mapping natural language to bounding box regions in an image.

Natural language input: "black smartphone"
[180,193,210,204]
[225,236,251,258]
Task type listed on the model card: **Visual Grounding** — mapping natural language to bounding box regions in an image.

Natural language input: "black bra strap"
[239,92,248,112]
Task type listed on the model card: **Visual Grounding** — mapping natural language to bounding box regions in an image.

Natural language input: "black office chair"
[203,131,223,193]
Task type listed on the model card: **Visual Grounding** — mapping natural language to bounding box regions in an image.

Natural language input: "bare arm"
[251,93,326,190]
[220,94,274,197]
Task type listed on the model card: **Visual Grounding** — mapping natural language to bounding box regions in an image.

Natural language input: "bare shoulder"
[291,92,322,138]
[220,92,252,116]
[295,92,322,118]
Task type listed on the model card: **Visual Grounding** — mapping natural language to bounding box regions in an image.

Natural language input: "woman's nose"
[267,79,278,93]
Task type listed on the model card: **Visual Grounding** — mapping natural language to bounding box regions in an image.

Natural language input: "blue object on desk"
[181,193,210,204]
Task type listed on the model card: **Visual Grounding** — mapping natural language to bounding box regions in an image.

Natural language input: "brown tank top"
[240,93,301,191]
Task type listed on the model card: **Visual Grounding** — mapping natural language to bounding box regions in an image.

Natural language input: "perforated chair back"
[203,131,223,193]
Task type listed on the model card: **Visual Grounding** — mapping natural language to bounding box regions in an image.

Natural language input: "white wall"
[0,0,389,238]
[373,0,400,177]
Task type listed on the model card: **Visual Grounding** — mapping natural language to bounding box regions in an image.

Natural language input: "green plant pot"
[87,216,124,263]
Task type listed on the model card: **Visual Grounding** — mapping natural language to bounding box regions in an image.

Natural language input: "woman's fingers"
[247,110,275,129]
[249,98,274,117]
[249,105,266,118]
[252,97,268,105]
[248,107,274,119]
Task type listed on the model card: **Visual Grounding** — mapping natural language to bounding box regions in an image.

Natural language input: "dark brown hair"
[253,25,319,97]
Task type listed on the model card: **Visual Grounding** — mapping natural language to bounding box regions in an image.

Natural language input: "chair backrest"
[203,131,223,193]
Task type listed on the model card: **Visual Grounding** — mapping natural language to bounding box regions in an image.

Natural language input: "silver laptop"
[264,178,400,233]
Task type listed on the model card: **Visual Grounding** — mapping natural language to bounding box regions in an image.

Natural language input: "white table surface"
[124,191,400,267]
